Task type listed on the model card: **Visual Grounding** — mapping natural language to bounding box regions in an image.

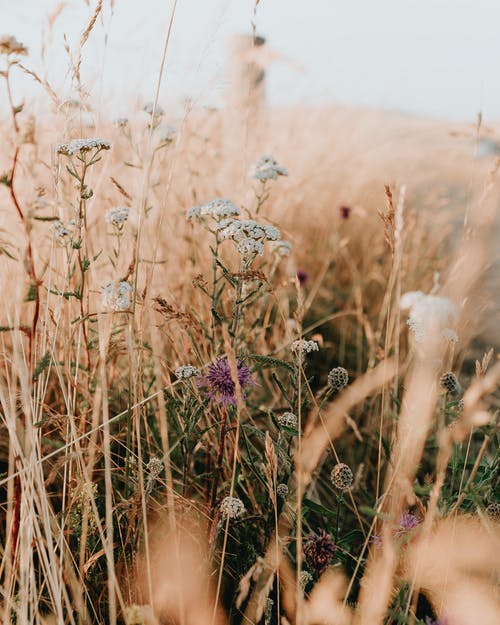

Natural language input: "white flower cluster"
[252,155,288,181]
[220,496,245,520]
[146,457,163,478]
[276,483,289,498]
[291,339,319,356]
[270,240,292,257]
[102,281,133,311]
[105,206,130,227]
[145,457,163,495]
[400,291,458,343]
[143,102,164,116]
[51,220,73,244]
[160,125,176,144]
[299,570,313,590]
[175,364,200,379]
[217,218,281,258]
[277,412,298,428]
[113,117,128,128]
[55,138,111,156]
[186,198,241,221]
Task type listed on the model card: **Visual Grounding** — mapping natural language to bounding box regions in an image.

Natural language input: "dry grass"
[0,23,499,625]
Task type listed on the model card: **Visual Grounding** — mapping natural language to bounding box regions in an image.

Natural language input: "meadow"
[0,26,499,625]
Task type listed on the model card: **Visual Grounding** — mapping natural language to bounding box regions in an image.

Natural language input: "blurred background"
[2,0,500,121]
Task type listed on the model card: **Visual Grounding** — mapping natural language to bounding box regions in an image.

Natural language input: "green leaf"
[32,351,51,381]
[248,353,294,372]
[25,283,38,302]
[302,498,337,518]
[0,246,17,260]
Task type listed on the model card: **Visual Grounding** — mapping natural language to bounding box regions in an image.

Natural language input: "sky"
[2,0,500,121]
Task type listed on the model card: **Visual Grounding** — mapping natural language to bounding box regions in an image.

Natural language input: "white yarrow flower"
[105,206,130,227]
[252,155,288,181]
[143,102,164,116]
[276,483,289,498]
[277,412,298,428]
[291,339,319,356]
[270,240,292,257]
[216,218,281,259]
[102,281,133,311]
[401,291,458,343]
[237,237,265,257]
[175,365,200,379]
[51,220,72,244]
[113,117,129,128]
[220,496,245,520]
[55,138,111,156]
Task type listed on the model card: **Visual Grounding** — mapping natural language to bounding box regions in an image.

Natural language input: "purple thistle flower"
[196,357,254,406]
[339,205,351,220]
[296,270,308,286]
[395,512,420,537]
[303,529,336,577]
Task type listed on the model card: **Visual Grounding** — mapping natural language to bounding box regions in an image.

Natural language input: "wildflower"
[196,357,254,405]
[264,598,273,625]
[0,35,28,56]
[327,367,349,391]
[401,291,458,344]
[291,339,319,358]
[102,281,133,311]
[299,570,313,590]
[216,217,280,261]
[276,483,289,498]
[55,138,111,157]
[395,512,420,537]
[486,502,500,520]
[277,412,298,429]
[330,463,354,490]
[270,239,292,257]
[186,198,240,221]
[113,117,128,128]
[303,529,336,576]
[51,220,72,244]
[220,496,245,519]
[124,605,155,625]
[236,237,265,257]
[339,205,351,220]
[251,154,288,181]
[143,102,164,117]
[218,218,280,242]
[105,206,130,227]
[146,457,163,478]
[175,364,200,380]
[160,125,176,144]
[439,372,461,395]
[441,328,458,343]
[296,270,308,286]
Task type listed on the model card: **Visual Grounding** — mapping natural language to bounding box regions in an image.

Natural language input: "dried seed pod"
[440,372,461,395]
[330,463,354,490]
[327,366,349,391]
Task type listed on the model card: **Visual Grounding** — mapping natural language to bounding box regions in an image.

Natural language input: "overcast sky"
[2,0,500,121]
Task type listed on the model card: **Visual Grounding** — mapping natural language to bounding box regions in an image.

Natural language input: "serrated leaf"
[248,353,294,372]
[32,351,51,381]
